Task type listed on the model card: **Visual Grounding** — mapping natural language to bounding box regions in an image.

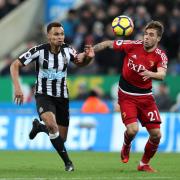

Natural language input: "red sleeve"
[156,49,168,69]
[113,40,128,52]
[113,40,142,53]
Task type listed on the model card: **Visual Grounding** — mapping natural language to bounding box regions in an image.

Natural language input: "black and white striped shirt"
[19,43,77,98]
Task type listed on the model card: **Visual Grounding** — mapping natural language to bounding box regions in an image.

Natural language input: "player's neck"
[144,45,157,52]
[50,45,60,54]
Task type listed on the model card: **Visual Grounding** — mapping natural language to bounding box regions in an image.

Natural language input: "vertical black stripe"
[70,54,75,62]
[43,49,49,69]
[62,64,67,72]
[53,54,58,69]
[60,77,65,98]
[52,79,57,96]
[35,59,39,93]
[42,78,47,94]
[60,48,67,72]
[66,85,69,96]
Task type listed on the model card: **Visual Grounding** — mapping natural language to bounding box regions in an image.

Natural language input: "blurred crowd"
[0,0,179,75]
[62,0,180,75]
[0,0,25,19]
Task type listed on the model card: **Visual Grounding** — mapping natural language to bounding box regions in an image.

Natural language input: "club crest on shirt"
[149,60,154,67]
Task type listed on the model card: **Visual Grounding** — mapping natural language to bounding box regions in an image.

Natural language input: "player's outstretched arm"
[93,40,114,52]
[74,40,113,66]
[10,59,24,105]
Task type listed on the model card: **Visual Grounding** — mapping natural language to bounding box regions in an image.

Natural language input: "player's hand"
[74,52,85,64]
[84,45,95,59]
[139,70,152,81]
[74,45,94,65]
[14,88,24,105]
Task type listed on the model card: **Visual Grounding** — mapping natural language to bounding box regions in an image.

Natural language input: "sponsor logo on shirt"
[40,69,66,80]
[128,59,145,72]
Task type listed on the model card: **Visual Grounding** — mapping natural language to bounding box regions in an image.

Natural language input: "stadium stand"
[0,0,179,75]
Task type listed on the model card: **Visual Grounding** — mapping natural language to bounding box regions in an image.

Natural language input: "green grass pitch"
[0,151,180,180]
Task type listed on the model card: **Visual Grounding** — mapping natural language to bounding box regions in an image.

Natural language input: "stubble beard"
[144,43,156,51]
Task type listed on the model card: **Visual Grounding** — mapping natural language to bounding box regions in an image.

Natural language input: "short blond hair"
[145,21,164,38]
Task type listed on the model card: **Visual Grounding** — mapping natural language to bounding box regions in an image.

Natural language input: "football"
[112,15,134,36]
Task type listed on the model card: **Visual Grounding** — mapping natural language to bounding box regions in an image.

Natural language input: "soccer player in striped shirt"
[10,22,94,172]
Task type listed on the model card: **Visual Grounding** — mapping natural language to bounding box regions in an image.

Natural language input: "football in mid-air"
[112,15,134,36]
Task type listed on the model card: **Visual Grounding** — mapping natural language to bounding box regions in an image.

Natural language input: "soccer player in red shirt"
[90,21,168,172]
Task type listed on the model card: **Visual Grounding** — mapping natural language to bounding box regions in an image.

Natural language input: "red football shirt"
[113,40,168,89]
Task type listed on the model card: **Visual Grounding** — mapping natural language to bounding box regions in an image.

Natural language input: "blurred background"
[0,0,179,152]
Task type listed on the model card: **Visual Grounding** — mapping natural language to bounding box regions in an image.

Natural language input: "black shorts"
[35,94,69,126]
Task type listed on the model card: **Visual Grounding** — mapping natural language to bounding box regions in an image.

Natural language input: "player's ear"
[157,36,161,42]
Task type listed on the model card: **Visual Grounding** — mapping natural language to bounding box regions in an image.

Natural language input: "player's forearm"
[10,60,22,89]
[149,71,166,80]
[93,40,114,52]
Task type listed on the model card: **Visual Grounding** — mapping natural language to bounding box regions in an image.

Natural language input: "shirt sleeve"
[156,50,168,69]
[68,46,78,62]
[18,46,40,66]
[113,40,142,53]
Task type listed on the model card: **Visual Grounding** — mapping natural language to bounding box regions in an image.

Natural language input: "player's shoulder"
[61,43,73,49]
[62,43,77,53]
[155,47,167,55]
[114,40,143,48]
[115,40,142,46]
[35,43,74,50]
[123,40,143,45]
[123,40,143,49]
[155,47,168,60]
[36,43,49,50]
[28,43,49,52]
